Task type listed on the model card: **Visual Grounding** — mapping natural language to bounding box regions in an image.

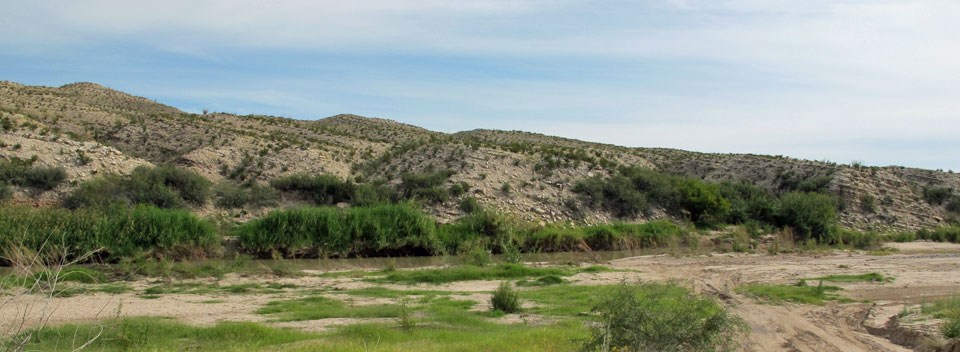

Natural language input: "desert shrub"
[214,182,279,209]
[214,182,249,209]
[63,175,130,209]
[946,197,960,213]
[490,281,521,313]
[459,196,481,213]
[131,165,211,205]
[64,166,211,209]
[0,157,67,191]
[584,283,746,352]
[271,173,354,205]
[572,175,647,218]
[860,194,877,213]
[397,170,453,204]
[776,192,838,242]
[236,203,440,258]
[352,182,394,206]
[923,186,954,205]
[0,205,217,263]
[915,225,960,243]
[0,182,10,201]
[448,181,470,197]
[675,179,729,227]
[719,182,777,225]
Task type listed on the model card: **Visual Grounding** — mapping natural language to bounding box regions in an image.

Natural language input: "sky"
[1,1,957,170]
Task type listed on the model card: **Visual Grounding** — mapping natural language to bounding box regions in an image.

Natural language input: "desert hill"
[1,81,957,230]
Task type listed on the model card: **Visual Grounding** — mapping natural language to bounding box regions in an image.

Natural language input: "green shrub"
[65,166,211,209]
[398,170,453,204]
[923,186,954,205]
[131,165,211,205]
[718,182,776,225]
[214,182,279,209]
[584,283,746,352]
[946,197,960,213]
[776,192,838,242]
[0,182,10,201]
[675,179,730,227]
[915,225,960,243]
[271,173,354,205]
[352,182,394,206]
[214,182,249,209]
[0,157,66,191]
[448,181,470,197]
[459,196,481,213]
[491,281,521,313]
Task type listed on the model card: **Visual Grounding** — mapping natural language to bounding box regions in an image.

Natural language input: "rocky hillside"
[1,81,957,231]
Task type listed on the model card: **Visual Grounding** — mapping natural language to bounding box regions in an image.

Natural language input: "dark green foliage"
[448,181,470,197]
[491,281,521,313]
[776,192,837,241]
[923,186,954,205]
[584,283,746,352]
[0,157,67,191]
[0,206,218,263]
[914,225,960,243]
[271,173,354,205]
[777,171,832,193]
[353,182,394,206]
[718,182,777,224]
[675,179,729,227]
[860,194,877,213]
[214,182,247,208]
[398,170,454,204]
[572,175,647,217]
[236,203,440,258]
[573,167,730,224]
[459,196,481,213]
[132,165,211,205]
[0,182,10,201]
[946,198,960,213]
[64,165,211,209]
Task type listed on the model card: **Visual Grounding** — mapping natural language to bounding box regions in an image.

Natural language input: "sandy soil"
[3,244,960,351]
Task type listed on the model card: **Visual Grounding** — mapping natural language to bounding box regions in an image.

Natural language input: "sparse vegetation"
[490,281,521,313]
[583,282,747,352]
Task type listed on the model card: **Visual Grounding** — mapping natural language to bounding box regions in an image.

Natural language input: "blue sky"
[2,1,958,170]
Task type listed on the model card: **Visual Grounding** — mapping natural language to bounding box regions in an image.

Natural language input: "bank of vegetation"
[2,162,958,264]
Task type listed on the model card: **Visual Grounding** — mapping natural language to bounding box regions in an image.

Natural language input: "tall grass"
[236,203,440,258]
[0,205,218,264]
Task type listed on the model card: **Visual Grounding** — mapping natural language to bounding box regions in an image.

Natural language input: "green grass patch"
[737,282,847,305]
[142,282,292,296]
[341,286,451,299]
[17,316,318,351]
[811,272,891,283]
[373,263,572,284]
[257,295,404,322]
